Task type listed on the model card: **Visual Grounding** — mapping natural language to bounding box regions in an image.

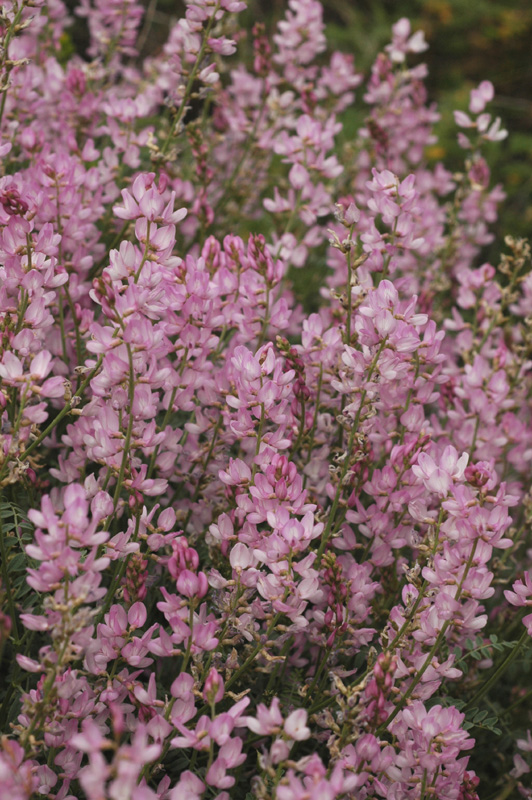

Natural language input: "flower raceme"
[0,2,529,799]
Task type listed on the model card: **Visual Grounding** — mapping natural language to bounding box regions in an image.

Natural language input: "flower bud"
[203,667,224,705]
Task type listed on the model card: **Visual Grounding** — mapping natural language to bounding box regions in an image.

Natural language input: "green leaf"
[8,553,27,571]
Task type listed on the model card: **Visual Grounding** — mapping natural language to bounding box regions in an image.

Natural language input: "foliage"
[0,1,532,799]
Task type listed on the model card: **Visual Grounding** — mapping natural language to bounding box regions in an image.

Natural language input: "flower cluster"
[0,1,530,799]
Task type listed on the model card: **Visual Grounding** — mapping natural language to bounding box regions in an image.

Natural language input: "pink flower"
[284,708,310,741]
[169,771,205,800]
[243,697,283,735]
[0,353,23,382]
[505,572,532,637]
[412,446,469,497]
[71,719,108,754]
[177,570,209,599]
[469,80,494,114]
[203,668,225,705]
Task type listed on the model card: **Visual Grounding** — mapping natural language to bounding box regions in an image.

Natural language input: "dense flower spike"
[0,2,530,799]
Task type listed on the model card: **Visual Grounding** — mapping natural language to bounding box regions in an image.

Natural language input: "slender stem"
[159,5,220,160]
[180,604,196,676]
[0,496,20,641]
[134,222,151,283]
[110,344,136,514]
[291,395,306,457]
[57,286,69,364]
[420,769,428,800]
[257,284,270,349]
[63,285,84,371]
[146,386,178,480]
[183,413,223,531]
[212,98,267,216]
[464,624,530,711]
[504,685,532,715]
[303,365,323,482]
[316,339,387,566]
[90,221,130,280]
[140,604,200,785]
[306,644,332,699]
[226,614,282,693]
[345,245,353,346]
[14,289,29,335]
[490,781,517,800]
[378,538,479,733]
[21,614,71,754]
[263,634,294,697]
[469,414,480,458]
[95,511,141,627]
[0,2,26,129]
[135,0,158,56]
[0,356,103,485]
[251,403,265,479]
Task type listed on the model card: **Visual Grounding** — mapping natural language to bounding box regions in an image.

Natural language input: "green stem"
[90,221,130,280]
[134,222,151,283]
[303,365,323,481]
[183,414,223,531]
[263,634,294,697]
[57,286,69,364]
[212,98,267,216]
[14,289,29,335]
[316,339,387,566]
[222,603,288,696]
[0,2,26,128]
[139,604,197,785]
[0,356,103,485]
[63,285,84,371]
[469,414,480,458]
[110,343,136,515]
[95,511,141,627]
[377,538,479,734]
[291,395,306,457]
[21,621,71,754]
[159,5,220,160]
[420,768,428,800]
[257,284,270,349]
[306,644,332,699]
[251,403,265,479]
[464,624,530,711]
[0,496,19,641]
[345,244,353,346]
[146,386,178,480]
